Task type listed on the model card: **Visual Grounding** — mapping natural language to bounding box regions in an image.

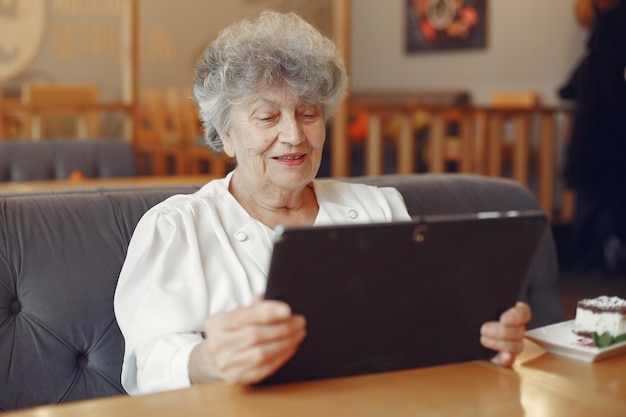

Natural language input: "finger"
[490,351,516,367]
[208,315,306,373]
[499,302,532,326]
[210,301,293,332]
[220,326,306,384]
[234,342,301,385]
[480,321,526,341]
[480,334,524,356]
[230,314,307,352]
[233,300,293,327]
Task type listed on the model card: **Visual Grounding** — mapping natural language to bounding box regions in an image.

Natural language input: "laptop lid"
[260,209,547,385]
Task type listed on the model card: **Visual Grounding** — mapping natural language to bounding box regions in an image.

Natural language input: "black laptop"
[259,209,547,385]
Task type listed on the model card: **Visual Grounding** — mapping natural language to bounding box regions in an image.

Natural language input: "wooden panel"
[490,91,539,109]
[512,114,530,186]
[22,84,100,139]
[330,0,351,177]
[539,112,556,218]
[429,111,446,173]
[343,91,575,220]
[488,113,503,177]
[365,112,383,175]
[396,112,414,174]
[22,84,99,106]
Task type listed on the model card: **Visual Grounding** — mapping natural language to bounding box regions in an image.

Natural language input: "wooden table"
[0,175,218,194]
[5,340,626,417]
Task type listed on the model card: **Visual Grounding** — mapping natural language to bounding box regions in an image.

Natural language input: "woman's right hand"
[189,298,307,385]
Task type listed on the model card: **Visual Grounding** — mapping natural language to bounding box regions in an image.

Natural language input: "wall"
[1,0,331,102]
[137,0,332,97]
[2,0,588,106]
[351,0,589,105]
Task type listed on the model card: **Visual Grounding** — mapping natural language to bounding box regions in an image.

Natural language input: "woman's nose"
[279,115,305,145]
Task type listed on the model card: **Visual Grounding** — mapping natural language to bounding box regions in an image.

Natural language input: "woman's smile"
[272,152,307,166]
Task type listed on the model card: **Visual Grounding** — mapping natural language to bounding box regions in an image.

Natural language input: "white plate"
[525,320,626,362]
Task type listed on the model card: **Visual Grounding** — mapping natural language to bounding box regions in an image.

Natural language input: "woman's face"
[222,85,326,195]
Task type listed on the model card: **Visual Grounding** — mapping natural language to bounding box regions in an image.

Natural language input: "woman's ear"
[221,130,235,157]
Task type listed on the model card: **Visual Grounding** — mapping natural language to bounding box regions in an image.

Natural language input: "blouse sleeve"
[379,186,412,221]
[114,205,210,395]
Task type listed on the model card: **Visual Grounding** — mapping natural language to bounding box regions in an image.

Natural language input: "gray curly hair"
[192,10,348,153]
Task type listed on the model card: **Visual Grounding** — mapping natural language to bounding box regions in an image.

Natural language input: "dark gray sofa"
[0,173,563,411]
[0,139,136,181]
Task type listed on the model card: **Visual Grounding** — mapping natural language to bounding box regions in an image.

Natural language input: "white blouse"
[114,171,411,395]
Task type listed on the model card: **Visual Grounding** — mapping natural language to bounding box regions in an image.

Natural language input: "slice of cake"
[574,295,626,339]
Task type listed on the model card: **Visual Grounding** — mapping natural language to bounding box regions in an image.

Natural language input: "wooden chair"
[480,91,564,219]
[21,84,100,139]
[1,85,29,139]
[0,85,5,138]
[179,92,231,176]
[418,107,477,174]
[348,90,473,175]
[484,91,539,185]
[134,87,186,175]
[134,87,229,176]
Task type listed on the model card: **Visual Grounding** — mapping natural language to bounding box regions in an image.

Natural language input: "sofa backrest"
[0,139,136,182]
[0,174,562,411]
[0,185,199,411]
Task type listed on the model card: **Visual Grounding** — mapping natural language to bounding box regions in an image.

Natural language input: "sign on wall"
[406,0,487,53]
[0,0,46,82]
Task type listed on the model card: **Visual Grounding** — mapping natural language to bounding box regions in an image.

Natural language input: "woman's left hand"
[480,301,532,367]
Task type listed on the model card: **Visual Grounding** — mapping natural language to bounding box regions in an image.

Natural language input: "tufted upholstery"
[0,173,563,411]
[0,139,136,182]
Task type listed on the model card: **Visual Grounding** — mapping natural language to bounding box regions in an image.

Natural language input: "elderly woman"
[114,11,531,395]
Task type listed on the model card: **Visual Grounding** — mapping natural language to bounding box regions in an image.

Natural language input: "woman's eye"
[258,114,277,122]
[299,109,319,120]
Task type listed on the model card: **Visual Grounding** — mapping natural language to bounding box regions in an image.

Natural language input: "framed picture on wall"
[406,0,487,53]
